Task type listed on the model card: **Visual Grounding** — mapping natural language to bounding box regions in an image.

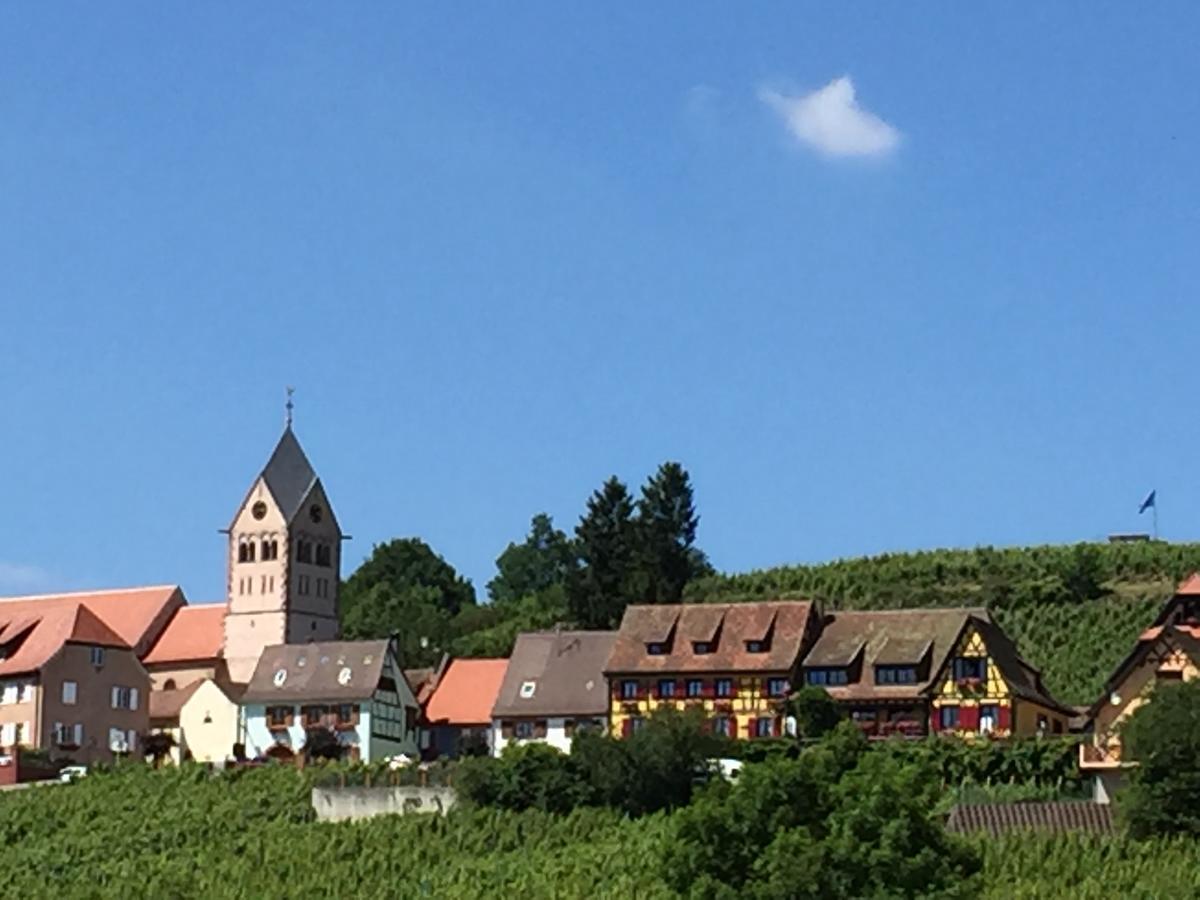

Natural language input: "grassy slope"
[684,541,1200,706]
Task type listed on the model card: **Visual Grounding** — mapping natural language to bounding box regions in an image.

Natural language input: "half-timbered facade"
[605,601,820,740]
[1081,574,1200,802]
[799,608,1071,738]
[241,639,419,762]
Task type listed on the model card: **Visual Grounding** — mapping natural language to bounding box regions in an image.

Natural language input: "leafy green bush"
[665,725,980,899]
[1119,678,1200,838]
[458,707,730,817]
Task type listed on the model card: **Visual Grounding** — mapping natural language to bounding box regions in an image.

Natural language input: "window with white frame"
[90,646,106,668]
[62,681,77,705]
[111,686,139,711]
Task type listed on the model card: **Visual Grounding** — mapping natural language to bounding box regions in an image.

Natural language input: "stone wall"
[311,785,457,823]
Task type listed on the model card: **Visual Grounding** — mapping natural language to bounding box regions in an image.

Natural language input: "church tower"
[221,424,343,684]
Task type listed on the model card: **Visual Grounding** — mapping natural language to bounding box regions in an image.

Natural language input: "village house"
[801,607,1072,738]
[421,657,508,759]
[1081,574,1200,803]
[0,419,357,768]
[491,630,615,754]
[240,639,420,762]
[0,586,186,764]
[605,601,820,739]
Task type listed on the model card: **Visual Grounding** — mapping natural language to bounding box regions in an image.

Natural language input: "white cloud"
[0,562,56,594]
[760,76,900,159]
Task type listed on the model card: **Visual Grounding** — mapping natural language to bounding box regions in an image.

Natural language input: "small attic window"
[746,639,768,653]
[519,681,536,699]
[693,641,713,655]
[647,642,667,656]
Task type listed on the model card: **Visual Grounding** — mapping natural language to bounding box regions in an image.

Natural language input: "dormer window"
[806,668,848,686]
[746,639,768,653]
[647,642,667,656]
[876,666,918,685]
[693,641,713,655]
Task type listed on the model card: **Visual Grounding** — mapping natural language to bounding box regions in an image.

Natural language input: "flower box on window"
[955,676,984,690]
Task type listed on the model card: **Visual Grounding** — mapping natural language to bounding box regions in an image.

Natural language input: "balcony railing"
[1079,740,1132,770]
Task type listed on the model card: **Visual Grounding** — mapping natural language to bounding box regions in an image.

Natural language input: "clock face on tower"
[309,504,323,524]
[252,501,268,520]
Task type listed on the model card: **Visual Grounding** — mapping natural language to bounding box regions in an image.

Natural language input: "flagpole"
[1154,498,1159,541]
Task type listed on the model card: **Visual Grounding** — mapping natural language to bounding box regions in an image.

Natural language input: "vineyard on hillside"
[686,541,1200,705]
[1,765,1199,898]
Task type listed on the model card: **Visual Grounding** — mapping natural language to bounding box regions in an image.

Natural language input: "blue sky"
[2,4,1198,602]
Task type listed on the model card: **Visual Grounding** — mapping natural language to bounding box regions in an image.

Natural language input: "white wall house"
[489,630,615,757]
[240,639,419,763]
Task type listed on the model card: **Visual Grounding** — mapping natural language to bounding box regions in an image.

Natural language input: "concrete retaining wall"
[311,785,457,822]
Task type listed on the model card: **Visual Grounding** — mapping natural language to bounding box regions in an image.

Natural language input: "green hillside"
[685,541,1200,706]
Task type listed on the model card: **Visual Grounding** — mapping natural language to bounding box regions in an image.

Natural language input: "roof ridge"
[0,584,178,604]
[828,606,987,615]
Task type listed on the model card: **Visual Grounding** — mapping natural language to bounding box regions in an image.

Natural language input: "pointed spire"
[285,386,295,430]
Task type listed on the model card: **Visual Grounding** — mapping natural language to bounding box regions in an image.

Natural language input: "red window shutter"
[675,678,686,697]
[960,705,979,731]
[773,717,782,737]
[702,680,714,699]
[929,710,940,733]
[729,717,737,739]
[611,680,621,700]
[998,703,1011,732]
[621,718,633,738]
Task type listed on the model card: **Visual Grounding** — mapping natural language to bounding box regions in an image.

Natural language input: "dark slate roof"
[492,630,616,718]
[241,640,392,703]
[261,428,319,523]
[946,802,1114,836]
[605,602,816,675]
[803,608,983,701]
[971,617,1074,716]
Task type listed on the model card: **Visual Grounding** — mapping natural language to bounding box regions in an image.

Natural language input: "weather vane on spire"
[285,386,295,429]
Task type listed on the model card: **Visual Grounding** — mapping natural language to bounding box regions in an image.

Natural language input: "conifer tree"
[632,461,709,604]
[568,477,636,628]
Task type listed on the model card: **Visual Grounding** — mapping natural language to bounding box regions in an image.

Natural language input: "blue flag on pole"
[1139,490,1156,514]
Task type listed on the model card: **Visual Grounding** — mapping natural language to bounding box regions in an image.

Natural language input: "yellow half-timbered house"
[604,601,819,740]
[800,608,1071,738]
[1082,574,1200,802]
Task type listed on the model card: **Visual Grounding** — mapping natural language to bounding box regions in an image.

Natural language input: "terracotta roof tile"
[946,802,1114,836]
[1176,572,1200,595]
[425,658,509,726]
[0,586,182,677]
[68,606,129,648]
[606,601,815,675]
[143,604,226,665]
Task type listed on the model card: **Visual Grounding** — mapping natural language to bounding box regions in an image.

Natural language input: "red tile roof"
[1177,573,1200,595]
[67,606,130,648]
[605,601,816,675]
[0,586,183,677]
[142,604,226,665]
[424,658,509,726]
